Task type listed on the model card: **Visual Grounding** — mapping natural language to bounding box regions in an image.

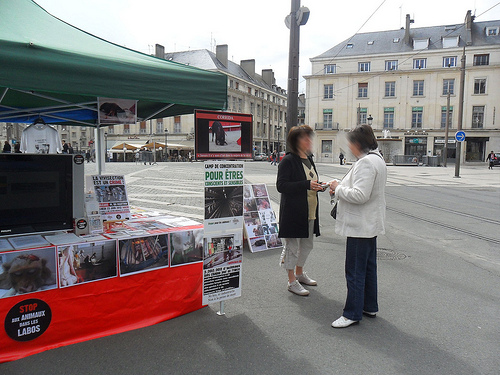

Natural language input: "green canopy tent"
[0,0,227,172]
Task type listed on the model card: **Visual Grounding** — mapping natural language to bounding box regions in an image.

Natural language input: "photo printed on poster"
[243,184,281,253]
[119,234,169,276]
[0,247,57,299]
[58,240,117,287]
[88,175,131,221]
[170,229,204,267]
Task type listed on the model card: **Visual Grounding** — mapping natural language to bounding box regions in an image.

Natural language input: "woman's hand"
[329,180,339,194]
[310,180,323,192]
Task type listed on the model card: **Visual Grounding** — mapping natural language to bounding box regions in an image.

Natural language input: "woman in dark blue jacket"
[277,125,324,296]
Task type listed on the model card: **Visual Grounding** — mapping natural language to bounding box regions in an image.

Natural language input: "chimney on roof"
[404,14,414,45]
[262,69,275,86]
[465,10,474,45]
[155,44,165,59]
[216,44,228,67]
[241,59,256,78]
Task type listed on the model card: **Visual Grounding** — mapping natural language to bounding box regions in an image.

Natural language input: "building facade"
[306,11,500,163]
[103,44,288,157]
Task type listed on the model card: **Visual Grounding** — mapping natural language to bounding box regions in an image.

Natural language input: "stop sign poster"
[203,162,244,305]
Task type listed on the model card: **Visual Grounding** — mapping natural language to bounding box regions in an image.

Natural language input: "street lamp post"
[277,125,282,154]
[164,129,168,161]
[104,132,108,162]
[123,146,126,162]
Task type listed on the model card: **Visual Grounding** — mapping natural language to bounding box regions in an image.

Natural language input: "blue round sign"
[455,131,466,142]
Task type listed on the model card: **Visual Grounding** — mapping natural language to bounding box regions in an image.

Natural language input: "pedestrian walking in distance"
[277,125,326,296]
[339,152,344,165]
[486,151,496,170]
[329,125,387,328]
[3,140,11,153]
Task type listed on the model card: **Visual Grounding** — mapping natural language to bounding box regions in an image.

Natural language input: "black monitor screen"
[0,154,73,236]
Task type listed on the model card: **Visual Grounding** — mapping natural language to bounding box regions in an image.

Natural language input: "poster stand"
[217,301,225,316]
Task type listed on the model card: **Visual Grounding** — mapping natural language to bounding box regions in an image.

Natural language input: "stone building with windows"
[305,11,500,163]
[104,44,287,157]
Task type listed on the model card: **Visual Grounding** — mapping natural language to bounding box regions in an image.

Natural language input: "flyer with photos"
[88,175,131,221]
[243,184,282,252]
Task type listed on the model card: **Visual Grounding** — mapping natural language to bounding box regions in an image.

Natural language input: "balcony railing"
[315,123,339,131]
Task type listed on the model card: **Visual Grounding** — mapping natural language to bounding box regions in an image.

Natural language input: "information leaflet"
[203,162,244,305]
[87,175,131,221]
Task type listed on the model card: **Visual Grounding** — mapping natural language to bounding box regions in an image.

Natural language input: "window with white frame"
[108,125,114,134]
[411,107,423,128]
[123,124,130,134]
[323,109,333,129]
[174,116,181,133]
[486,27,499,36]
[413,80,424,96]
[358,83,368,98]
[474,78,486,95]
[383,108,394,128]
[324,64,336,74]
[413,58,427,69]
[358,62,371,72]
[324,84,334,99]
[250,102,255,115]
[473,54,489,66]
[385,60,398,71]
[443,79,455,95]
[441,106,453,128]
[472,106,484,128]
[156,120,163,134]
[359,108,368,124]
[443,56,457,67]
[385,81,396,97]
[139,121,147,134]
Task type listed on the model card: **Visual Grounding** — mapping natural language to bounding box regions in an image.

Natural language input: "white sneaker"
[296,272,317,286]
[331,316,358,328]
[288,280,309,296]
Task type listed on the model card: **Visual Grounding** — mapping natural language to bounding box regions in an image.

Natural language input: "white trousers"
[280,220,314,270]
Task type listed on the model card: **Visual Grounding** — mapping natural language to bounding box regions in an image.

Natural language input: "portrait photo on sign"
[209,121,242,152]
[0,247,57,299]
[244,198,257,213]
[249,237,267,252]
[265,234,283,249]
[170,229,204,266]
[203,234,242,270]
[259,209,277,224]
[205,186,243,219]
[119,234,169,276]
[256,197,271,210]
[252,184,268,198]
[243,185,253,199]
[58,240,117,288]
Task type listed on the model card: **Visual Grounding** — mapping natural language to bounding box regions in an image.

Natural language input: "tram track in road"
[387,206,500,245]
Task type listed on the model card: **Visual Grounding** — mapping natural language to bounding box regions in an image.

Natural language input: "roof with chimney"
[313,18,500,60]
[165,49,286,96]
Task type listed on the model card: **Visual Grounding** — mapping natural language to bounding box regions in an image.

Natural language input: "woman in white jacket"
[329,125,387,328]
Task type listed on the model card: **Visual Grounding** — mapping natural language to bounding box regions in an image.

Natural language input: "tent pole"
[14,89,97,112]
[142,103,175,121]
[0,88,8,104]
[96,124,103,175]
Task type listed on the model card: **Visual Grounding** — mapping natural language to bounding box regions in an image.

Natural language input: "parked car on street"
[267,152,285,162]
[493,153,500,166]
[253,153,267,161]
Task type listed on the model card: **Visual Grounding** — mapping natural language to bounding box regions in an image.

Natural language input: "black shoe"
[363,311,377,318]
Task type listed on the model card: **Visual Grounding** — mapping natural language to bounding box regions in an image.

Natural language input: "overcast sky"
[36,0,500,92]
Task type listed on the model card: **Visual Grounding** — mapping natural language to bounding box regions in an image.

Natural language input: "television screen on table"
[0,154,74,237]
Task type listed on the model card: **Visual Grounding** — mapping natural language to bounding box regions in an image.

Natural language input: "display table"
[0,217,204,363]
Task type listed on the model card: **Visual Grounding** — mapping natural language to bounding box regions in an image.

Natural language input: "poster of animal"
[98,97,137,124]
[58,240,117,288]
[243,184,281,253]
[118,234,169,276]
[194,110,253,160]
[170,229,204,266]
[0,247,57,298]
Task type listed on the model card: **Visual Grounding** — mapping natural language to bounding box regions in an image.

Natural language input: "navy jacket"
[276,152,320,238]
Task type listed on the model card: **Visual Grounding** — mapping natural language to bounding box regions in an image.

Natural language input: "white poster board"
[202,162,244,305]
[87,175,131,222]
[243,184,282,252]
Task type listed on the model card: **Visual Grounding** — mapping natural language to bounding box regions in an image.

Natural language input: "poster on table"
[88,175,131,221]
[0,247,57,299]
[195,110,253,160]
[98,97,137,124]
[170,228,204,267]
[203,161,244,305]
[57,240,117,288]
[118,234,169,276]
[243,184,282,252]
